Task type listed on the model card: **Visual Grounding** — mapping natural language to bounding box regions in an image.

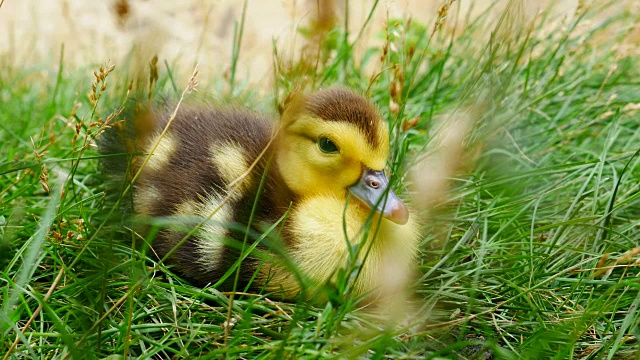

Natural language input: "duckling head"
[276,88,409,224]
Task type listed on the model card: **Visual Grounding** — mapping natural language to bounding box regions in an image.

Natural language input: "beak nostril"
[351,168,409,224]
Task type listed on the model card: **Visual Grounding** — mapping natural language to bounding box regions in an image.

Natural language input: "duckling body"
[115,88,420,298]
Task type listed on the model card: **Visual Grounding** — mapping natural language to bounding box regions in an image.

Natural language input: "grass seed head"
[40,165,50,194]
[433,0,456,36]
[402,115,420,132]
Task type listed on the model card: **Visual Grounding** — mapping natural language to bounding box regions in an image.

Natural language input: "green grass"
[2,1,640,359]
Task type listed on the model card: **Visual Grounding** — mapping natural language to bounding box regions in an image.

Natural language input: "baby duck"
[114,87,420,299]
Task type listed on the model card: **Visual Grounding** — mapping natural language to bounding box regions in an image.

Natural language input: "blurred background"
[0,0,585,91]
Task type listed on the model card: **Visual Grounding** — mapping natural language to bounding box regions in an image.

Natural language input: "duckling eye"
[318,137,339,154]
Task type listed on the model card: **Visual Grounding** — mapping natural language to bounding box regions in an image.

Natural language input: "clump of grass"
[2,1,640,358]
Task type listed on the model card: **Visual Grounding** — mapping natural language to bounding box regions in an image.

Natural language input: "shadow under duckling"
[103,87,420,301]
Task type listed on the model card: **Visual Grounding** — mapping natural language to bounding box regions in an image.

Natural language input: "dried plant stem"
[130,63,200,185]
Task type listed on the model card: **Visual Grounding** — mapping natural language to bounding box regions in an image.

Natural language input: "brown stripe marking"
[305,88,382,149]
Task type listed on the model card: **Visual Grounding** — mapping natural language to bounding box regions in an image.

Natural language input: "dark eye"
[318,137,339,153]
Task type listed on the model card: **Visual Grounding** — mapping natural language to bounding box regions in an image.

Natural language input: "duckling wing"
[103,104,279,287]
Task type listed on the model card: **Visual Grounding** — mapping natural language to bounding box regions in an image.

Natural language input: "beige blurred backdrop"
[0,0,587,90]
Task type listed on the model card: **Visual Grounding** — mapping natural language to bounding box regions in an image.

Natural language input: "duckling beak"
[348,168,409,225]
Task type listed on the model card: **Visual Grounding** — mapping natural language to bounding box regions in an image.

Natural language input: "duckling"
[108,87,420,299]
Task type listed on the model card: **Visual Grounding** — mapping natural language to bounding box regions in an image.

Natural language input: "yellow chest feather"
[263,195,420,298]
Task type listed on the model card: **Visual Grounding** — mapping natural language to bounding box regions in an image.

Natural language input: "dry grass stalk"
[432,0,456,37]
[593,247,640,278]
[148,54,159,100]
[411,111,474,213]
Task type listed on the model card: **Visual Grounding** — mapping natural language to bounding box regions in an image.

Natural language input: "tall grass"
[1,1,639,358]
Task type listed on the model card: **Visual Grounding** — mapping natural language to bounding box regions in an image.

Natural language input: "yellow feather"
[195,194,233,270]
[210,142,252,194]
[262,195,419,297]
[145,131,177,171]
[134,184,161,215]
[276,115,389,198]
